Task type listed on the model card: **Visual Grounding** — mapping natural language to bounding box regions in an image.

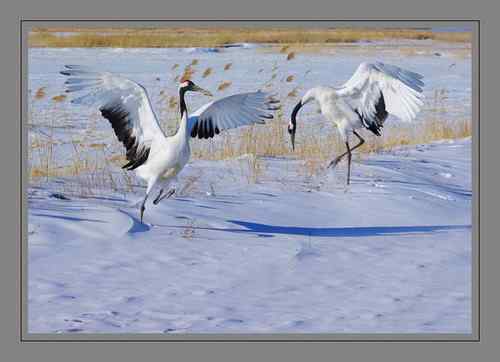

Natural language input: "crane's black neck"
[290,101,303,129]
[179,87,188,117]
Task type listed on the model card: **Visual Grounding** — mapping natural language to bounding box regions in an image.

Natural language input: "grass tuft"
[51,94,67,102]
[202,67,213,78]
[168,96,178,109]
[217,81,232,92]
[287,88,299,98]
[34,87,46,100]
[280,45,291,53]
[181,65,196,81]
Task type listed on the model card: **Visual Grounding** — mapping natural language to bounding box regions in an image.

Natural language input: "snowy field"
[27,39,472,334]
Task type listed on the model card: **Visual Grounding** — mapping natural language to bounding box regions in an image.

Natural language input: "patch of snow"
[28,139,472,334]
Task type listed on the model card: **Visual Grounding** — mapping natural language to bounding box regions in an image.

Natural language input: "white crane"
[288,61,424,185]
[61,65,279,223]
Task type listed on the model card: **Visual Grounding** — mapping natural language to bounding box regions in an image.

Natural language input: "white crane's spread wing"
[188,91,280,139]
[336,62,424,132]
[60,65,165,170]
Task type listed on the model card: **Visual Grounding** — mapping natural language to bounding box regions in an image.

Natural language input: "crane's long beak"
[288,101,302,151]
[192,84,213,97]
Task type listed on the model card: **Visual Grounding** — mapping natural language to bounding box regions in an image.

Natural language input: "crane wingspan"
[188,91,280,139]
[337,62,425,129]
[60,65,165,170]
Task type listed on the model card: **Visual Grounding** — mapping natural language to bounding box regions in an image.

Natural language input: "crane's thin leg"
[153,188,164,205]
[327,130,365,169]
[140,194,149,224]
[153,188,175,205]
[346,141,352,185]
[328,142,350,169]
[140,177,159,224]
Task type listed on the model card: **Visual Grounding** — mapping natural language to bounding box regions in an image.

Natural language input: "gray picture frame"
[1,1,497,361]
[20,19,479,342]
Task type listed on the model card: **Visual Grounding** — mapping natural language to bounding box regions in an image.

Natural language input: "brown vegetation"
[29,27,471,48]
[217,81,232,92]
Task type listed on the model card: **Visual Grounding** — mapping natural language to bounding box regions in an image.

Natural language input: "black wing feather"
[356,91,389,136]
[100,102,150,170]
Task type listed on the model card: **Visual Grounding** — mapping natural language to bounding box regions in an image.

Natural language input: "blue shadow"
[118,209,151,234]
[225,220,471,238]
[31,213,105,223]
[154,220,471,238]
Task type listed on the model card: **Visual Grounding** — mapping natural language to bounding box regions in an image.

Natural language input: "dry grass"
[29,27,472,48]
[181,219,196,239]
[168,96,178,110]
[27,33,473,198]
[280,45,291,53]
[181,65,196,80]
[51,94,67,102]
[34,87,46,100]
[177,174,202,196]
[287,87,299,98]
[29,108,471,195]
[28,35,471,199]
[241,153,266,184]
[362,118,471,155]
[217,81,232,92]
[202,67,213,78]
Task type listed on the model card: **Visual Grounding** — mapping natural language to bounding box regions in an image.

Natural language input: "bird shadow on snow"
[31,213,106,223]
[154,220,470,238]
[225,221,471,238]
[117,208,151,234]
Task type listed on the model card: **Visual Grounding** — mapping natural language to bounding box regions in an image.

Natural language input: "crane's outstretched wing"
[188,91,280,139]
[60,65,166,170]
[336,62,424,135]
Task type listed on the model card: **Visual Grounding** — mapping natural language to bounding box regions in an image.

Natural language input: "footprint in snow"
[291,320,307,328]
[295,243,321,261]
[66,328,84,333]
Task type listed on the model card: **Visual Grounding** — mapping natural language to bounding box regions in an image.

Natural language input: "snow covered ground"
[28,138,472,334]
[27,39,472,334]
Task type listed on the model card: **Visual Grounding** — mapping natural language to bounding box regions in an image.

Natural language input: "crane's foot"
[153,188,175,205]
[153,189,164,205]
